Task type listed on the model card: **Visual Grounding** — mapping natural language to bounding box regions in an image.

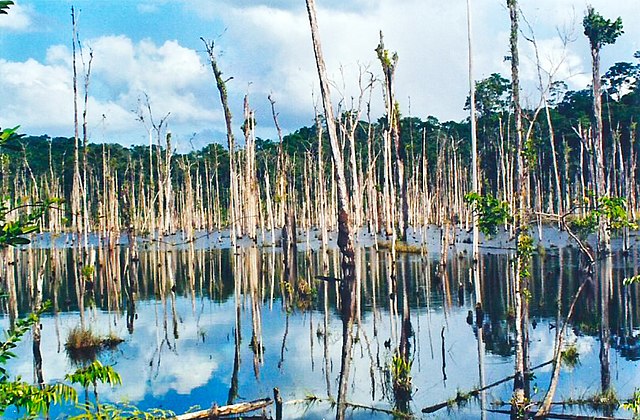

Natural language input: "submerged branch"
[421,359,553,414]
[286,396,414,419]
[488,408,620,419]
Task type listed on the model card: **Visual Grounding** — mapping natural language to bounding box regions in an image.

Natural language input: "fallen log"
[173,397,272,419]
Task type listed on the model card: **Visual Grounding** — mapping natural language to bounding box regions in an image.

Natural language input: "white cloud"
[202,0,638,129]
[0,2,32,31]
[2,0,638,146]
[0,36,221,144]
[0,57,74,131]
[215,0,500,124]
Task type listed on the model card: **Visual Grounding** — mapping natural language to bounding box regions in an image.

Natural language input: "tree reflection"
[1,242,638,418]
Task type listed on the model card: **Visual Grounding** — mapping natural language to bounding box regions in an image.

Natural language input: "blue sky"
[0,0,638,152]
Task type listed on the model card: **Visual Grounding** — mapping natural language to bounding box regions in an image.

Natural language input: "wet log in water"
[173,397,272,419]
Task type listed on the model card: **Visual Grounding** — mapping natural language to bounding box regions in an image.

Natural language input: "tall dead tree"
[305,0,356,278]
[376,33,408,242]
[202,38,240,245]
[305,1,356,418]
[243,95,258,241]
[70,6,83,235]
[466,0,480,263]
[508,0,530,413]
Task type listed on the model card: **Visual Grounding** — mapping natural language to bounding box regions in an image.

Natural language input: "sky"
[0,0,638,152]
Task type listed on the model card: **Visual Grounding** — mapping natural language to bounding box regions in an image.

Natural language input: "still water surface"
[1,239,639,418]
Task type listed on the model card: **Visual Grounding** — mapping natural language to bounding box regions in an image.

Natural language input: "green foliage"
[465,73,511,118]
[0,126,24,146]
[603,61,640,99]
[81,265,95,279]
[623,274,640,286]
[583,6,624,50]
[65,361,122,390]
[390,352,412,394]
[464,192,511,236]
[622,389,640,419]
[561,343,580,369]
[523,134,542,166]
[375,41,398,71]
[0,1,13,14]
[569,211,598,238]
[0,303,49,380]
[0,303,78,417]
[517,232,534,278]
[569,195,636,239]
[69,402,175,420]
[0,380,77,418]
[599,196,637,230]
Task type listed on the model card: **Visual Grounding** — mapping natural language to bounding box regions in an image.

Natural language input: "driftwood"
[173,398,272,419]
[421,359,553,414]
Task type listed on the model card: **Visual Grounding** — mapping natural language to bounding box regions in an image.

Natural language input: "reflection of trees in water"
[2,243,640,414]
[599,254,613,416]
[6,246,640,334]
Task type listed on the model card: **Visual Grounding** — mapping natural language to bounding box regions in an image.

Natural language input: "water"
[1,240,639,418]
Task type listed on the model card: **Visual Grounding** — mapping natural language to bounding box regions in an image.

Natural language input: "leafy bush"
[464,192,511,236]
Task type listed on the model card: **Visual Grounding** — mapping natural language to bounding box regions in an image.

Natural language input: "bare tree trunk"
[305,0,356,275]
[508,0,529,413]
[164,132,174,234]
[590,42,610,253]
[80,45,93,244]
[545,103,563,218]
[315,112,329,250]
[305,2,356,418]
[467,0,480,263]
[202,38,239,245]
[243,95,258,241]
[376,33,408,242]
[71,6,83,235]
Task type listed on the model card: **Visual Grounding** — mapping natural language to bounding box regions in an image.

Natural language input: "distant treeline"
[2,56,639,236]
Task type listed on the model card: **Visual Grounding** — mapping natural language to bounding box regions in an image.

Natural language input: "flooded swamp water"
[1,229,640,419]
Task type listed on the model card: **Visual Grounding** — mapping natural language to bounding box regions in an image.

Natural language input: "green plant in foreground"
[0,303,78,417]
[66,360,122,397]
[622,388,640,418]
[69,401,175,420]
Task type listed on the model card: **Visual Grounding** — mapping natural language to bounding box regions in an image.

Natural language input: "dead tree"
[305,1,357,418]
[202,38,240,245]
